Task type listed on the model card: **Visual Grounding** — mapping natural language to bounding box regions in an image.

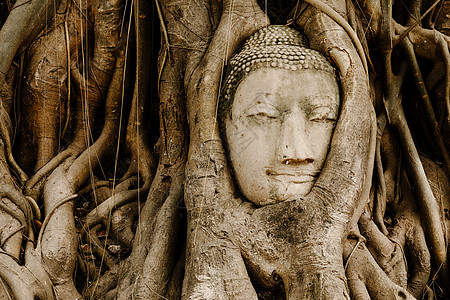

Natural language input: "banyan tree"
[0,0,448,299]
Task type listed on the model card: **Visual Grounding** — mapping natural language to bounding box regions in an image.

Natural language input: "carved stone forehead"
[221,25,337,112]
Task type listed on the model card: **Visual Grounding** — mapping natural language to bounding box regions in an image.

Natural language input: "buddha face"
[225,68,339,206]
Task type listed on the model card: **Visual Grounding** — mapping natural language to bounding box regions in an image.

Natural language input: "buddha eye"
[245,104,279,120]
[247,111,278,119]
[308,106,337,122]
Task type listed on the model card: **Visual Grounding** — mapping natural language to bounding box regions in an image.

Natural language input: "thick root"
[345,239,415,300]
[39,159,81,299]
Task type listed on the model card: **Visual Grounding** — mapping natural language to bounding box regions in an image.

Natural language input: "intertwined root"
[0,0,448,299]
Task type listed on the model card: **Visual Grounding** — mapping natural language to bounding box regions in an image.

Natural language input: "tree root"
[0,234,55,300]
[0,106,27,183]
[0,0,62,85]
[133,183,183,299]
[0,184,32,235]
[301,0,368,73]
[124,0,158,187]
[176,0,268,297]
[344,238,415,299]
[110,201,141,247]
[36,6,125,296]
[374,113,389,235]
[359,210,408,289]
[85,186,149,228]
[0,253,48,300]
[84,224,118,269]
[19,7,77,177]
[402,37,450,177]
[389,95,447,268]
[379,2,447,274]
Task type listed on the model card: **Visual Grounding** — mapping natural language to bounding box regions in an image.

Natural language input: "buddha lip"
[266,169,318,182]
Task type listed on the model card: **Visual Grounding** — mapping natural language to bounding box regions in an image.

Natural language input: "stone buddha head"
[220,25,340,207]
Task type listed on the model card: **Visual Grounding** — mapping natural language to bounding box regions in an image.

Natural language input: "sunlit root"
[181,1,268,298]
[38,160,81,299]
[83,177,143,245]
[344,238,415,299]
[19,0,88,182]
[0,181,32,238]
[86,187,149,228]
[0,68,28,262]
[132,183,183,299]
[0,250,54,300]
[20,16,67,175]
[0,197,25,260]
[0,0,62,85]
[39,14,125,297]
[25,0,122,198]
[421,155,450,290]
[358,210,408,288]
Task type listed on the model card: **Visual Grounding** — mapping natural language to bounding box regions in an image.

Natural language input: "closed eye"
[245,103,279,120]
[308,106,337,122]
[247,111,278,119]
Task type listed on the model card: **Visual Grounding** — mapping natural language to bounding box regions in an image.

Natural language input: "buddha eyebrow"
[252,91,276,104]
[303,95,339,103]
[302,102,338,115]
[301,95,339,107]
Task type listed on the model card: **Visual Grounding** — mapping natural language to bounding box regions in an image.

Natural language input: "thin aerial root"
[0,186,32,227]
[37,194,78,247]
[0,108,28,183]
[392,0,442,47]
[402,38,450,177]
[345,238,364,271]
[25,196,41,220]
[374,114,388,235]
[438,35,450,122]
[155,0,170,59]
[62,14,71,137]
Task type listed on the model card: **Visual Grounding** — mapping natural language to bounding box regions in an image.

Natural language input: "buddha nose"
[277,114,314,165]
